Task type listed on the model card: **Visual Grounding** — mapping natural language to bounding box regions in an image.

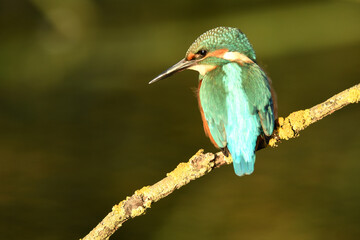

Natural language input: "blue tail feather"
[226,113,259,176]
[231,149,256,176]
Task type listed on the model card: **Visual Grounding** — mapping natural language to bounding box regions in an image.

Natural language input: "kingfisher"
[149,27,276,176]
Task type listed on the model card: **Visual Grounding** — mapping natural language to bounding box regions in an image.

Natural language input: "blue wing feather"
[222,63,260,176]
[242,64,274,136]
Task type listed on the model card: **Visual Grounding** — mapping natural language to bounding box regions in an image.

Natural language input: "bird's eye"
[196,50,207,57]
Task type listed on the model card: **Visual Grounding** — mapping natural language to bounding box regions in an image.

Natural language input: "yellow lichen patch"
[166,162,192,182]
[288,110,312,131]
[143,199,152,208]
[277,117,295,140]
[135,186,151,196]
[268,138,278,147]
[112,199,127,215]
[277,109,313,140]
[277,117,284,126]
[130,205,145,218]
[223,154,233,164]
[112,204,120,213]
[348,88,360,103]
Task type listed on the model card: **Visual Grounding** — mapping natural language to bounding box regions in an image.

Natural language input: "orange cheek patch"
[207,48,229,58]
[186,53,195,61]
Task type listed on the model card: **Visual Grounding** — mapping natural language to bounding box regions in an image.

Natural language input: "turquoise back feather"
[199,62,274,176]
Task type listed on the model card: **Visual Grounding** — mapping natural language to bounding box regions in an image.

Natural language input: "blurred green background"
[0,0,359,239]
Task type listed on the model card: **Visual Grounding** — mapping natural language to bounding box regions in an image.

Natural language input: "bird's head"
[149,27,256,84]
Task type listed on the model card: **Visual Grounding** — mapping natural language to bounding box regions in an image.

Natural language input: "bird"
[149,27,276,176]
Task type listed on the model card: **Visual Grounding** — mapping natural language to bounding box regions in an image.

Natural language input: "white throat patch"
[188,64,217,75]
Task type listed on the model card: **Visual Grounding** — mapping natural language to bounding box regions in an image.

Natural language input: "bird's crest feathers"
[186,27,256,62]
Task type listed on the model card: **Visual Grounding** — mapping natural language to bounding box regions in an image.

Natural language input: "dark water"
[0,1,359,239]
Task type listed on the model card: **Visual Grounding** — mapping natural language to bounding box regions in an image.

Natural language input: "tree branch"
[82,83,360,240]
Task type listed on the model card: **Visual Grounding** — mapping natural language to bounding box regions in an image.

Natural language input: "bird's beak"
[149,58,196,84]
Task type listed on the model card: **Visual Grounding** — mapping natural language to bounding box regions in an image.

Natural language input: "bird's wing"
[199,68,228,148]
[241,64,274,136]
